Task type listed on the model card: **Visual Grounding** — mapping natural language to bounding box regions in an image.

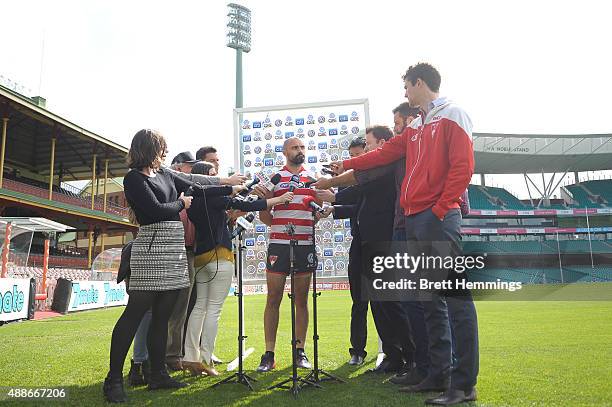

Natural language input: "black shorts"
[266,243,318,275]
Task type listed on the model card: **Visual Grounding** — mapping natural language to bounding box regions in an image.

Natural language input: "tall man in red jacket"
[331,63,478,406]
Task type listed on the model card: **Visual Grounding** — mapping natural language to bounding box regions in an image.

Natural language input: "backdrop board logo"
[246,265,257,275]
[254,157,262,167]
[246,250,255,260]
[323,248,334,257]
[318,142,328,150]
[253,121,262,129]
[322,220,332,229]
[344,220,352,228]
[264,118,272,128]
[318,115,326,124]
[257,251,266,260]
[333,220,343,229]
[296,118,305,125]
[308,140,317,150]
[308,129,316,137]
[308,156,318,163]
[285,131,294,139]
[265,132,273,140]
[242,120,251,129]
[351,126,360,134]
[324,259,334,271]
[336,261,346,272]
[317,261,323,271]
[285,116,294,126]
[264,158,274,167]
[323,231,332,243]
[245,238,255,247]
[255,224,267,233]
[350,111,360,121]
[275,145,283,152]
[329,138,339,148]
[265,144,274,153]
[318,127,327,136]
[257,261,266,271]
[319,152,329,162]
[244,160,252,167]
[334,232,344,243]
[339,114,349,122]
[297,127,304,134]
[254,132,262,141]
[341,151,350,159]
[298,132,305,139]
[329,128,338,136]
[256,236,267,246]
[328,113,337,123]
[243,145,252,154]
[340,125,349,135]
[340,139,350,149]
[330,153,339,161]
[275,156,285,166]
[254,146,262,154]
[334,245,345,256]
[242,135,252,142]
[275,131,284,140]
[307,115,315,125]
[275,119,283,127]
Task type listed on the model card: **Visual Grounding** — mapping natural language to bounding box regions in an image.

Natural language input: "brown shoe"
[182,361,206,377]
[166,360,183,371]
[201,361,219,377]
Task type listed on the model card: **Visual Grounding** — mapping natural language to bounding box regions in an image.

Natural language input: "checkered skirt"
[128,221,189,291]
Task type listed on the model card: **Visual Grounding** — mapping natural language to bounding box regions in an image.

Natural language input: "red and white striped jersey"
[269,166,317,245]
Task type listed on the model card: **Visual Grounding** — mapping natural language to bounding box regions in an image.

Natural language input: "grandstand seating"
[485,186,526,209]
[580,180,612,205]
[469,265,612,284]
[1,177,128,217]
[463,239,612,254]
[467,185,501,210]
[564,184,603,208]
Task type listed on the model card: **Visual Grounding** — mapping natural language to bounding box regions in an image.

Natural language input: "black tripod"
[304,208,345,385]
[212,231,256,390]
[268,223,321,397]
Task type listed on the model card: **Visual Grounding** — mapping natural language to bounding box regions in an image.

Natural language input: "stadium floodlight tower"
[226,3,251,109]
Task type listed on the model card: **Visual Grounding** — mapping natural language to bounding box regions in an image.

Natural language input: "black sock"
[265,351,275,357]
[297,348,304,353]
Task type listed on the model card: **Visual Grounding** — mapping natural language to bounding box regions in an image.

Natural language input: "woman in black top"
[182,162,293,376]
[103,130,234,403]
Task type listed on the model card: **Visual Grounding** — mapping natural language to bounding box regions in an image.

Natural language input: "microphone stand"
[212,230,256,390]
[268,223,320,397]
[304,208,345,385]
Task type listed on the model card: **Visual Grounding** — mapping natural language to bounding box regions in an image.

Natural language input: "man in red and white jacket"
[333,63,479,406]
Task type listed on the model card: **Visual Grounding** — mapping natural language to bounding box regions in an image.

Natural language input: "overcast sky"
[1,0,611,198]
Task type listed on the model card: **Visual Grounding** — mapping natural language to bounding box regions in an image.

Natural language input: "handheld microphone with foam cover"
[302,196,325,213]
[231,213,256,238]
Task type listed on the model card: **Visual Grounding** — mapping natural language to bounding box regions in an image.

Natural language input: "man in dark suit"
[318,126,415,372]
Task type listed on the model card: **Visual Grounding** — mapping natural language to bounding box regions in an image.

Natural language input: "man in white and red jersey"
[331,63,479,406]
[252,137,320,372]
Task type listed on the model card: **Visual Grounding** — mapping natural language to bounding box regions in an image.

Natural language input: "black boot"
[147,368,189,390]
[103,375,127,403]
[127,360,146,387]
[142,360,150,385]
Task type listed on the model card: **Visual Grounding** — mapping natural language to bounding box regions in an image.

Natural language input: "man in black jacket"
[318,126,415,373]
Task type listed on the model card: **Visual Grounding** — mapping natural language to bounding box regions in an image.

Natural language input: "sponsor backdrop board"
[234,100,370,280]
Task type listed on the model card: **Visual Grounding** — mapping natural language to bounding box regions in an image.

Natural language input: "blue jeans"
[132,309,152,363]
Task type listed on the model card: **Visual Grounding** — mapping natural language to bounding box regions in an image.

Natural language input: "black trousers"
[405,208,479,391]
[347,238,368,357]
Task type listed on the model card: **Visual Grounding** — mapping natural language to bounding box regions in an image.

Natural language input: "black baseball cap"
[171,151,198,165]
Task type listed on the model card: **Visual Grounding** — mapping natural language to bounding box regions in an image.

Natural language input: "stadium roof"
[473,133,612,174]
[0,84,129,181]
[0,217,73,232]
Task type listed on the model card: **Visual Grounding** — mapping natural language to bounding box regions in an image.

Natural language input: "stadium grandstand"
[462,132,612,284]
[0,83,135,317]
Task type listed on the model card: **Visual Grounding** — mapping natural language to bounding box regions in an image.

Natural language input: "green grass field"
[1,285,612,406]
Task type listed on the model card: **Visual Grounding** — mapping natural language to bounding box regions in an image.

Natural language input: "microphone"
[285,174,300,207]
[231,213,256,238]
[238,176,261,197]
[302,196,325,213]
[259,173,281,191]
